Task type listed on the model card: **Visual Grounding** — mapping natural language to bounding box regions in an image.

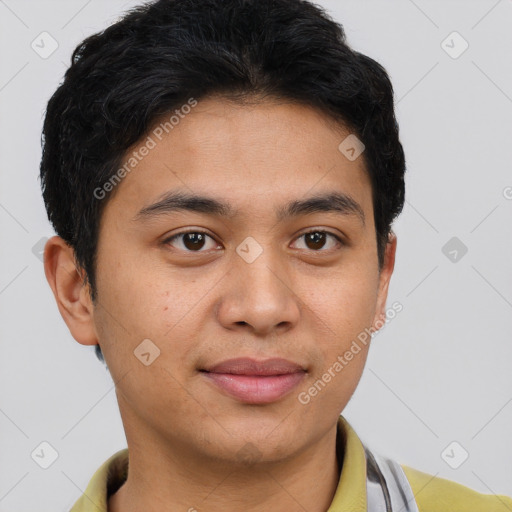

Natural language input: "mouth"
[200,357,307,404]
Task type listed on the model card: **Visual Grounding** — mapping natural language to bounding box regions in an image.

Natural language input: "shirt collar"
[328,415,367,511]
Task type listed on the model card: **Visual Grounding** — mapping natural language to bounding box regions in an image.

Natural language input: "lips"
[203,357,306,376]
[201,357,306,404]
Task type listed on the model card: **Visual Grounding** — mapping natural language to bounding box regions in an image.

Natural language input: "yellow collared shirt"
[70,415,512,511]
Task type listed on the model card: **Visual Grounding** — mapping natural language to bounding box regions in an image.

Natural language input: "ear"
[371,232,397,332]
[43,235,98,346]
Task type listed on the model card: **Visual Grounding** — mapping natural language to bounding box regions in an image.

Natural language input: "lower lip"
[202,371,306,404]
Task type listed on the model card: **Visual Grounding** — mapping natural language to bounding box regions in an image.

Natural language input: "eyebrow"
[133,190,365,225]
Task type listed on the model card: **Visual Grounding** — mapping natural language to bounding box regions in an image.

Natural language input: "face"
[52,96,396,465]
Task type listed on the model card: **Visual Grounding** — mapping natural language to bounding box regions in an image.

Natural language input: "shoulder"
[401,464,512,512]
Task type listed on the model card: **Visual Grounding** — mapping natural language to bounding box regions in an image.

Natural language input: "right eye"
[162,230,222,252]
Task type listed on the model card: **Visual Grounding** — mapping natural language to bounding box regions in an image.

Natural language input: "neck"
[108,420,342,512]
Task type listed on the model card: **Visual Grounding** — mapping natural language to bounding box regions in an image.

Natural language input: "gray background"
[0,0,511,510]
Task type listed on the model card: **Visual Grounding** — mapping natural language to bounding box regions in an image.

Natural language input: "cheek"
[94,251,221,363]
[299,277,377,412]
[92,256,206,412]
[303,266,379,342]
[96,252,172,328]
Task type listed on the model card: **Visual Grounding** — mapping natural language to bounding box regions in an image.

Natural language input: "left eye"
[163,230,342,252]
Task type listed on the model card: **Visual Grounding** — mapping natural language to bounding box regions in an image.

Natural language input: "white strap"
[364,446,420,512]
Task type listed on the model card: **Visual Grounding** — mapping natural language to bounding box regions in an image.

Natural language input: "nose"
[215,249,301,336]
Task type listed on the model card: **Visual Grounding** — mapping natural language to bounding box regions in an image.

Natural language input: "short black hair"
[39,0,406,364]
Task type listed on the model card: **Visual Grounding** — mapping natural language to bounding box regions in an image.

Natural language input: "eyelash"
[162,229,344,253]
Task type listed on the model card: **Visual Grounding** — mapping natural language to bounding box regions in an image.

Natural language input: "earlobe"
[372,233,397,331]
[43,235,98,346]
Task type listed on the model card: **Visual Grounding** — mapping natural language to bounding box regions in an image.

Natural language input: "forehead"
[101,96,373,223]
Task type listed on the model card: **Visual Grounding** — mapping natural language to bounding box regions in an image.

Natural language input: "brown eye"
[293,230,343,251]
[163,231,219,252]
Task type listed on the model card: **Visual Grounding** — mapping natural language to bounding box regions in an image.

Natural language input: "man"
[40,0,511,510]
